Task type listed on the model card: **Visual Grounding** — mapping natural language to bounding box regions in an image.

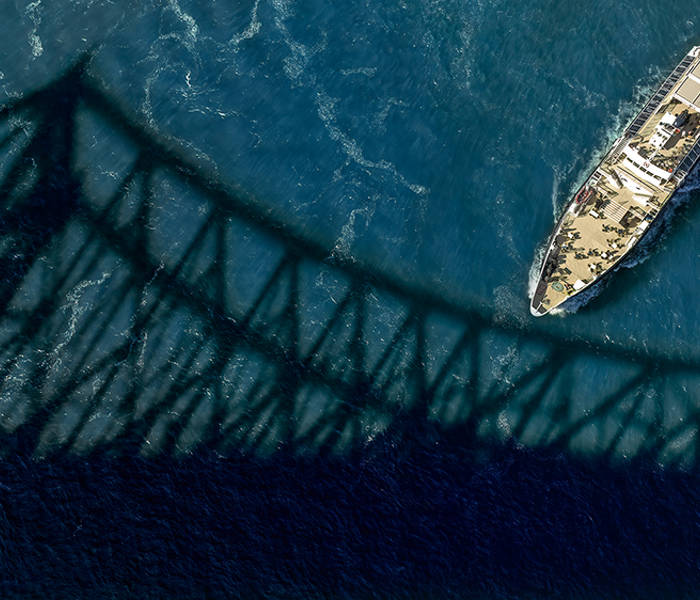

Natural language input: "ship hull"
[530,186,678,316]
[530,46,700,316]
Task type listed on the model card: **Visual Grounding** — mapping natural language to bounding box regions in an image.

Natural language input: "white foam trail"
[136,54,219,173]
[331,203,376,261]
[269,0,428,201]
[372,97,407,132]
[490,343,518,386]
[229,0,261,50]
[140,64,163,129]
[140,262,165,308]
[494,193,523,268]
[496,410,512,437]
[678,164,700,194]
[551,166,561,219]
[270,0,292,20]
[167,0,199,47]
[138,1,205,126]
[25,0,44,58]
[315,92,428,198]
[527,242,547,300]
[51,272,112,369]
[493,284,527,327]
[447,3,484,91]
[562,77,606,111]
[340,67,378,78]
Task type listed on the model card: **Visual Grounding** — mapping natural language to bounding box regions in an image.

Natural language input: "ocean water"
[0,1,699,598]
[0,4,696,329]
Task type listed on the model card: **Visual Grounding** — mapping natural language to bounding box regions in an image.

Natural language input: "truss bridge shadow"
[0,57,699,468]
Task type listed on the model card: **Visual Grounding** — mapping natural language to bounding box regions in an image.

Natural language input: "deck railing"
[674,136,700,181]
[624,53,694,138]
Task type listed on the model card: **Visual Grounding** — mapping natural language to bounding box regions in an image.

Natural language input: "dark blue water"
[0,1,699,597]
[3,437,699,599]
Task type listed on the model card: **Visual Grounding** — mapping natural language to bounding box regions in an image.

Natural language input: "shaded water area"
[0,1,699,598]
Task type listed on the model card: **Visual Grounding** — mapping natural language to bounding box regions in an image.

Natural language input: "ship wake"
[527,242,547,302]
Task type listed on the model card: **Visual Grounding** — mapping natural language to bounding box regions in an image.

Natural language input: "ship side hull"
[531,187,677,316]
[530,46,700,316]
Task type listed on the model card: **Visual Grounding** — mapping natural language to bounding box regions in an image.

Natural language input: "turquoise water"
[0,1,699,460]
[1,2,700,598]
[99,2,697,349]
[1,2,697,327]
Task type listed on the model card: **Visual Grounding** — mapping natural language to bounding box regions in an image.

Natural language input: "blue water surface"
[2,1,699,344]
[0,1,699,598]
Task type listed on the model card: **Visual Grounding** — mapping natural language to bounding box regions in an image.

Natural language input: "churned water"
[0,1,699,598]
[2,2,698,346]
[7,1,698,345]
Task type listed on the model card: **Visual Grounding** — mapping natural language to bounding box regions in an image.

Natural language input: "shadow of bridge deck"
[0,57,699,467]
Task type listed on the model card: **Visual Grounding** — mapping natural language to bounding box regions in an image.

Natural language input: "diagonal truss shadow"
[0,56,698,466]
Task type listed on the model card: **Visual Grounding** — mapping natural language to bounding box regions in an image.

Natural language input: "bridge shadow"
[0,56,698,467]
[0,55,698,599]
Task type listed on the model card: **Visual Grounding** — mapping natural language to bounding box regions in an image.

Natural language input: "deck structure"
[531,46,700,316]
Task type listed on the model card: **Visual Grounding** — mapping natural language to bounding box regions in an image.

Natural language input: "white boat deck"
[531,46,700,316]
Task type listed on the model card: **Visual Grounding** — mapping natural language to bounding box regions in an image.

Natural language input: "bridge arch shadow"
[0,57,697,469]
[0,56,698,600]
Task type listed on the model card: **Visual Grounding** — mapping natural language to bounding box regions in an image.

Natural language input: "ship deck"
[531,47,700,315]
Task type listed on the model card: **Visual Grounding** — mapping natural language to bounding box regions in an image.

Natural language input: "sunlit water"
[1,2,700,598]
[0,0,699,455]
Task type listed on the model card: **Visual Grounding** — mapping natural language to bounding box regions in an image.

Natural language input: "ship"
[531,45,700,316]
